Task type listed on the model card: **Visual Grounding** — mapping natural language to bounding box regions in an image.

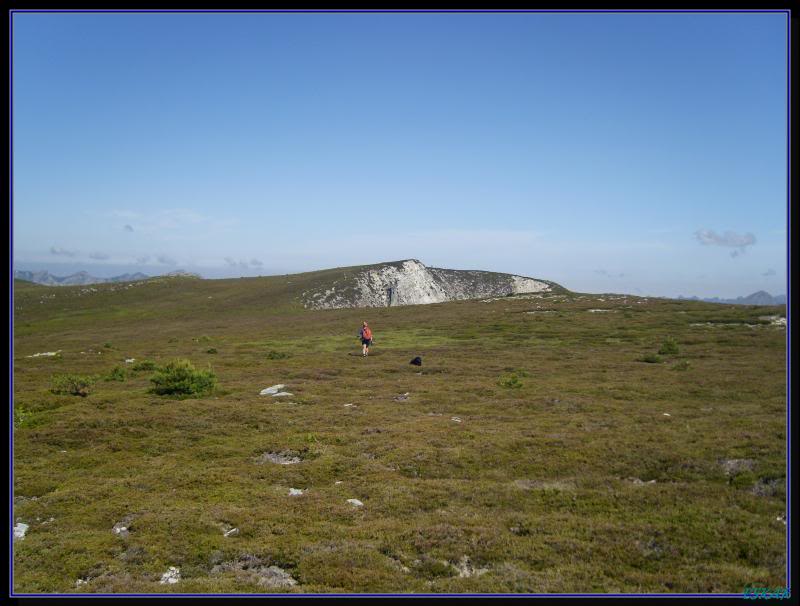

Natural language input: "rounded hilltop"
[301,259,564,309]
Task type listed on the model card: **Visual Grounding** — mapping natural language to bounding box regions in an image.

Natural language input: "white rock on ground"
[14,522,29,541]
[271,392,294,397]
[125,358,135,363]
[454,555,488,578]
[347,499,364,507]
[259,384,285,396]
[255,452,302,465]
[259,566,298,588]
[159,567,181,584]
[112,515,135,538]
[223,528,240,537]
[288,488,305,496]
[26,351,61,358]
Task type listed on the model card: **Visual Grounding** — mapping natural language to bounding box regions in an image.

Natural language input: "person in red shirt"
[358,322,373,357]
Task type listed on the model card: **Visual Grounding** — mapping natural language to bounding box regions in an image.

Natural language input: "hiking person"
[358,321,373,357]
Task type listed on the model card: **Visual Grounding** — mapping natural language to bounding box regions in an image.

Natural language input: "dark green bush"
[149,359,217,397]
[499,373,524,388]
[639,354,663,364]
[51,374,96,397]
[206,348,217,354]
[266,350,291,360]
[104,366,127,381]
[132,360,158,372]
[658,337,680,355]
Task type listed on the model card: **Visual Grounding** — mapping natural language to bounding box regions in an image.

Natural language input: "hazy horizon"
[11,11,789,299]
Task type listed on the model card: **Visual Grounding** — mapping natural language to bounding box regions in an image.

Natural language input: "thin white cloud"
[89,252,110,260]
[594,269,626,278]
[156,254,177,265]
[694,229,756,256]
[50,246,77,257]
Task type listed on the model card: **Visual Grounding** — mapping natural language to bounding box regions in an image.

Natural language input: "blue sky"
[12,11,788,297]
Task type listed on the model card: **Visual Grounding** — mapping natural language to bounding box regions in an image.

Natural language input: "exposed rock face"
[303,259,556,309]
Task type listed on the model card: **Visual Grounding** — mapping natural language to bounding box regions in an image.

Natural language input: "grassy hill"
[12,272,787,594]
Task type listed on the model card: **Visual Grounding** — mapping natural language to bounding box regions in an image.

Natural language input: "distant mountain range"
[14,270,151,286]
[14,269,206,286]
[677,291,786,306]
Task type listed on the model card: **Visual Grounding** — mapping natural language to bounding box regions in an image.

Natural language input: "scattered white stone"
[258,565,298,588]
[720,458,756,476]
[334,481,343,485]
[393,392,410,401]
[629,478,657,485]
[777,514,787,526]
[13,522,29,541]
[259,384,285,396]
[347,499,364,507]
[288,488,305,496]
[451,417,462,423]
[588,309,615,313]
[112,523,129,538]
[42,517,55,525]
[159,567,181,585]
[271,392,294,397]
[255,452,302,465]
[223,527,240,537]
[453,555,488,578]
[125,358,135,364]
[26,350,61,358]
[343,403,357,408]
[663,413,671,417]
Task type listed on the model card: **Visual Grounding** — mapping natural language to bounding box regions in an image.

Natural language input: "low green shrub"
[639,354,663,364]
[206,348,218,354]
[658,337,680,355]
[104,366,127,381]
[671,360,691,371]
[266,350,291,360]
[149,359,217,397]
[132,360,158,372]
[51,374,96,397]
[499,373,524,388]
